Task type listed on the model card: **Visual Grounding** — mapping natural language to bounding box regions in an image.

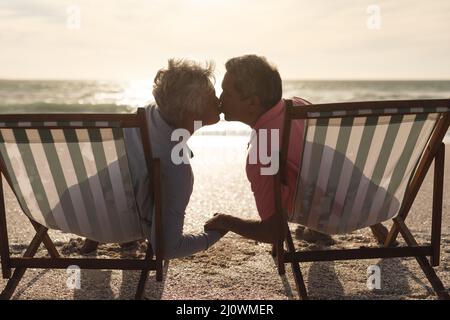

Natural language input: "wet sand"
[1,136,449,299]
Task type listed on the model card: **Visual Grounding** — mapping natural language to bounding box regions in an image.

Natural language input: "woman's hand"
[204,213,231,233]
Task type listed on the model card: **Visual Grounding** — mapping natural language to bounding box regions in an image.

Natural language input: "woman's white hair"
[153,58,215,126]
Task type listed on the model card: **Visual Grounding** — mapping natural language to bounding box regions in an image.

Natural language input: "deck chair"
[0,108,163,299]
[273,99,450,299]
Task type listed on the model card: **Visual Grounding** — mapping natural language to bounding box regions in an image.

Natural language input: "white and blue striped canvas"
[0,124,145,243]
[290,110,443,234]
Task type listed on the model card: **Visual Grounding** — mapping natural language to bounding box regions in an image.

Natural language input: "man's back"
[246,97,309,221]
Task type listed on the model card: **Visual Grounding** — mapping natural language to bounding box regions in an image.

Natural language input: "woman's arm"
[204,213,277,243]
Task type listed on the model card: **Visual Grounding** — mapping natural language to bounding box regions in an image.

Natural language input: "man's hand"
[205,213,277,243]
[204,213,231,233]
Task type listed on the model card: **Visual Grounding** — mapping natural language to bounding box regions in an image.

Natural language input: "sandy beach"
[1,136,449,300]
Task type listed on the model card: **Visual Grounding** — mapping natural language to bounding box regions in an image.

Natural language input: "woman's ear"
[179,110,194,131]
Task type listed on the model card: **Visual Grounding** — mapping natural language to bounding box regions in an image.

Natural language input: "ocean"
[0,79,449,140]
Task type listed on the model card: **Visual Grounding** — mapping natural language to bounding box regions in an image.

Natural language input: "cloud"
[0,0,66,23]
[0,0,449,79]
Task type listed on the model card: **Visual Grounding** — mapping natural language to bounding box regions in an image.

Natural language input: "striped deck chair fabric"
[290,105,450,235]
[0,121,148,243]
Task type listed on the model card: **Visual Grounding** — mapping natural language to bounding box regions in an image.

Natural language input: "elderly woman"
[81,59,224,258]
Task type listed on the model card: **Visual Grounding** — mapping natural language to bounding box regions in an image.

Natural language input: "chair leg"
[156,260,163,282]
[275,218,287,275]
[276,240,285,275]
[290,261,308,300]
[0,226,47,300]
[394,217,449,300]
[29,219,59,258]
[415,255,449,300]
[384,225,401,248]
[285,230,308,300]
[0,176,11,279]
[134,269,149,300]
[431,143,444,267]
[134,240,154,300]
[271,243,276,258]
[386,140,447,248]
[371,223,395,245]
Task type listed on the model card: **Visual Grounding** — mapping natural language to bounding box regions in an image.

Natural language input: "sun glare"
[118,79,154,107]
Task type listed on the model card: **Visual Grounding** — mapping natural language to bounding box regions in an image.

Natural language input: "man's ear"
[249,95,261,108]
[248,95,263,115]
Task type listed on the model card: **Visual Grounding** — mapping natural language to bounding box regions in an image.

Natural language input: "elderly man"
[205,54,391,244]
[81,59,224,258]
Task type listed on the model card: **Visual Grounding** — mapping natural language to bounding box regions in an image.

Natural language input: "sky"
[1,0,450,80]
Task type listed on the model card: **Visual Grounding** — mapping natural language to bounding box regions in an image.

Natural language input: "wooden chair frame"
[273,99,450,300]
[0,108,163,300]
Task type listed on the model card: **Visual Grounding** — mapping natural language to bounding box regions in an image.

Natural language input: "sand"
[1,136,449,300]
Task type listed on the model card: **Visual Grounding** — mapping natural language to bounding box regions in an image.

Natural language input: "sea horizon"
[0,78,449,142]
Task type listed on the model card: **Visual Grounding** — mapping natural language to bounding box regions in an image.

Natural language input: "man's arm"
[204,213,279,243]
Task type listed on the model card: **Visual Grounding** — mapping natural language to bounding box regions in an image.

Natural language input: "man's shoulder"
[286,96,312,106]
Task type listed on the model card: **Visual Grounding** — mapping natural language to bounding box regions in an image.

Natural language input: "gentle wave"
[0,102,135,114]
[0,80,448,141]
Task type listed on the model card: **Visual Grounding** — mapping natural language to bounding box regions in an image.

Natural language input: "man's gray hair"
[153,58,215,126]
[225,55,282,110]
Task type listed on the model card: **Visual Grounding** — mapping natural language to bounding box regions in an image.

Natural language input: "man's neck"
[248,108,267,128]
